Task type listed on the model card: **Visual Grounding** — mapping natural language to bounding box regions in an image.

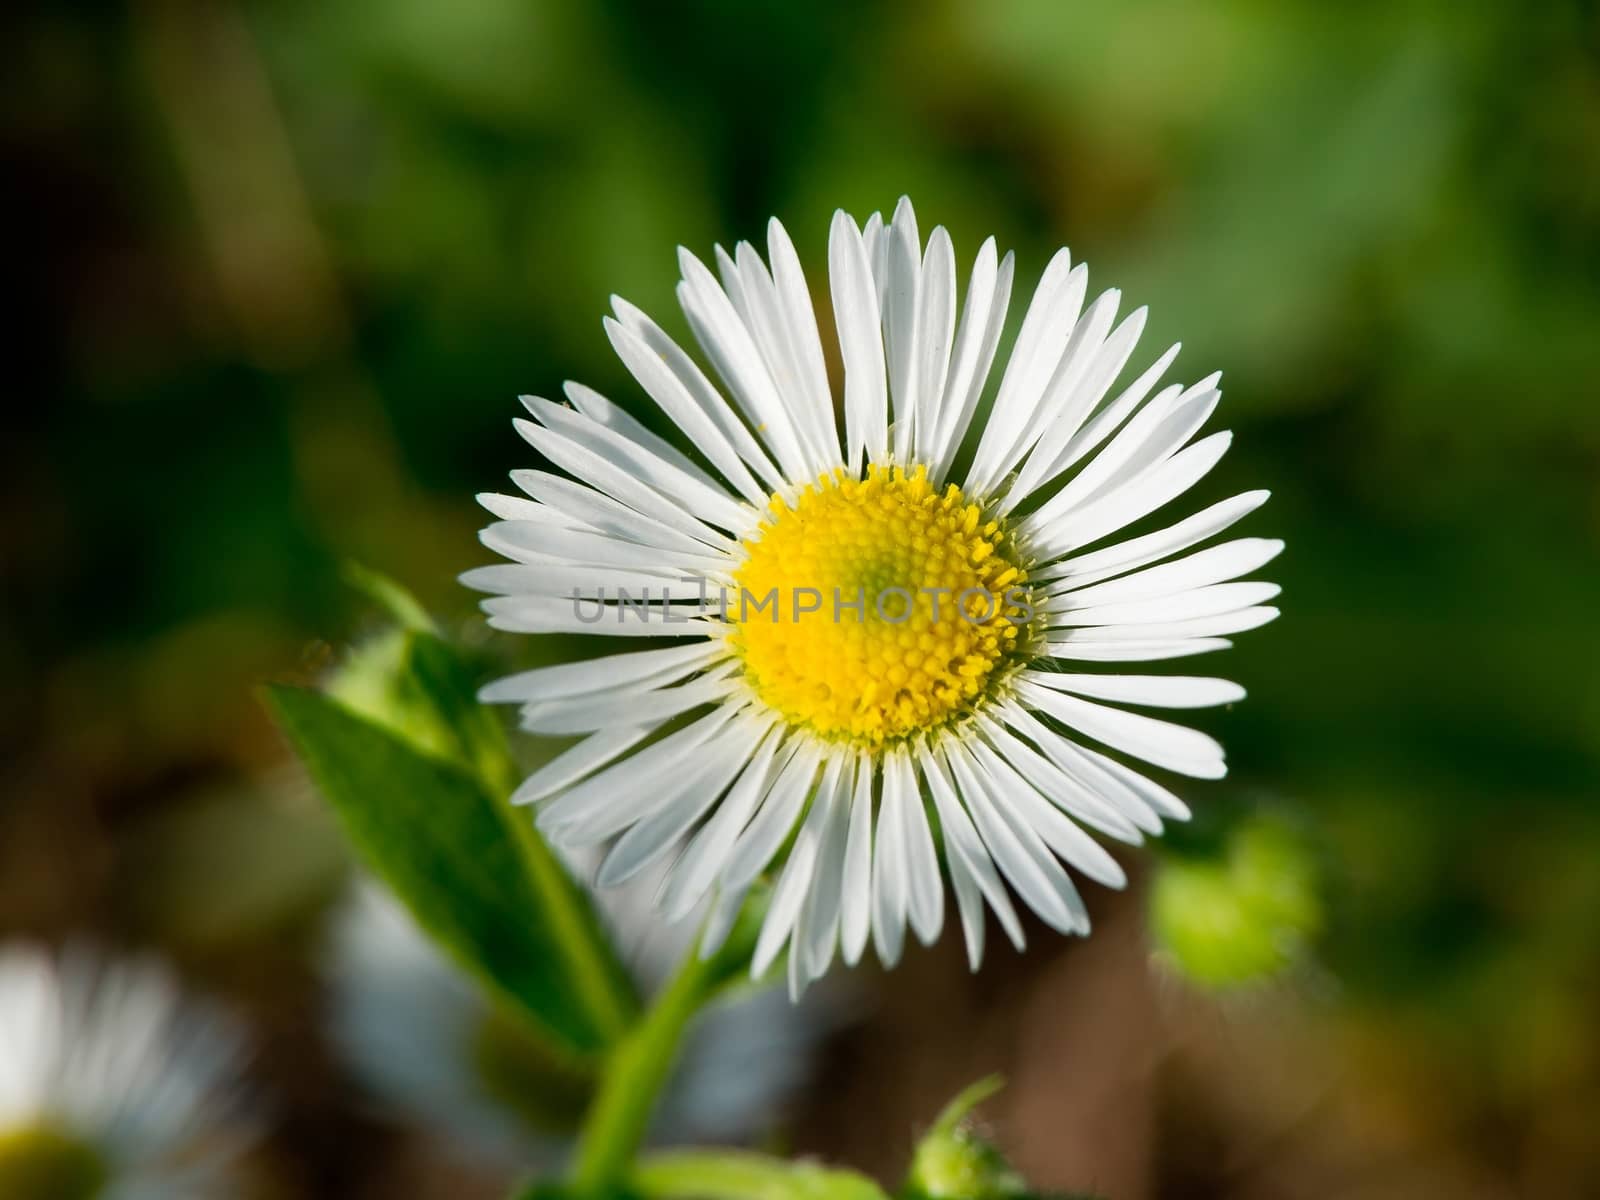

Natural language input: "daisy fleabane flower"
[465,197,1281,997]
[0,944,254,1200]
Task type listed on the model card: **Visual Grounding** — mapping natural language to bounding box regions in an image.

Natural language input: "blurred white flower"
[326,859,830,1166]
[0,944,254,1200]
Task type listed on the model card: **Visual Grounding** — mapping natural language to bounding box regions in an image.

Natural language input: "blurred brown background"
[4,1,1599,1196]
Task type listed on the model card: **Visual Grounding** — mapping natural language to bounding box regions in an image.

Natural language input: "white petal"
[996,700,1164,834]
[797,757,853,982]
[869,766,908,968]
[1031,342,1182,485]
[1078,745,1193,821]
[509,461,732,553]
[1049,538,1284,606]
[838,754,875,966]
[1044,637,1235,662]
[658,727,789,920]
[890,749,943,946]
[968,740,1127,890]
[479,641,722,703]
[767,217,841,468]
[751,754,845,977]
[723,739,825,890]
[482,521,729,575]
[1017,679,1226,778]
[910,227,957,467]
[511,725,655,805]
[1028,431,1234,560]
[829,211,889,470]
[929,240,1014,481]
[945,742,1083,933]
[1008,304,1150,503]
[677,249,809,481]
[603,313,774,505]
[1041,490,1271,590]
[1021,670,1245,709]
[520,667,739,735]
[596,718,760,883]
[1051,606,1279,642]
[1049,581,1282,628]
[563,381,721,491]
[883,198,922,463]
[992,288,1126,507]
[537,705,740,832]
[524,395,755,534]
[482,594,716,637]
[972,713,1143,841]
[966,251,1085,497]
[920,745,1025,954]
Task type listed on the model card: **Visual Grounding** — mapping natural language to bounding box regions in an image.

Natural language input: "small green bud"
[325,628,457,760]
[1150,814,1321,989]
[904,1077,1026,1200]
[0,1125,108,1200]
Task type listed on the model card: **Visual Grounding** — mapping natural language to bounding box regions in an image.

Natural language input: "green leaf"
[265,682,638,1055]
[632,1151,891,1200]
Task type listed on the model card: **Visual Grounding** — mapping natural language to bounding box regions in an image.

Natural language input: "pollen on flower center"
[727,464,1033,744]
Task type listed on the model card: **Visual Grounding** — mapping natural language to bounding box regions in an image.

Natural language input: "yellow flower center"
[727,464,1033,744]
[0,1125,108,1200]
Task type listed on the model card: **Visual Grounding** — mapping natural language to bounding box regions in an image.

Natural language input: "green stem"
[568,941,724,1195]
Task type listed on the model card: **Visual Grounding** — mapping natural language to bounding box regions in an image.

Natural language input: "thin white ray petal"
[603,314,775,505]
[536,705,739,831]
[966,251,1085,497]
[838,754,875,966]
[797,755,853,982]
[1020,670,1246,709]
[768,217,842,467]
[596,719,761,883]
[1008,304,1150,504]
[999,701,1164,834]
[830,211,889,471]
[520,667,739,735]
[883,202,922,463]
[524,395,755,533]
[889,749,943,946]
[1050,606,1279,643]
[869,769,908,967]
[509,461,734,554]
[1027,431,1234,560]
[562,381,720,490]
[1049,538,1285,606]
[511,725,656,805]
[1033,343,1182,486]
[968,741,1127,890]
[697,884,749,959]
[479,642,722,704]
[676,248,809,480]
[910,227,957,467]
[751,755,845,977]
[723,739,825,890]
[482,595,716,637]
[945,742,1081,933]
[1078,745,1193,821]
[658,727,789,920]
[929,239,1013,481]
[920,744,1026,953]
[1043,637,1234,662]
[991,288,1125,507]
[1038,489,1268,586]
[730,240,834,476]
[1017,679,1226,778]
[1048,581,1282,628]
[972,712,1143,841]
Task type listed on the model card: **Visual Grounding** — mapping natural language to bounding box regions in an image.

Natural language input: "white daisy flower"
[0,944,254,1200]
[326,869,826,1165]
[466,197,1281,996]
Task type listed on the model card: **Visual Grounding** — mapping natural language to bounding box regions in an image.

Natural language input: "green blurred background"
[5,0,1599,1196]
